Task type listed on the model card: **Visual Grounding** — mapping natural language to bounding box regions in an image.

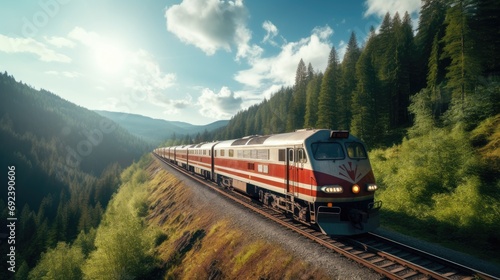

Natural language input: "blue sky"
[0,0,421,125]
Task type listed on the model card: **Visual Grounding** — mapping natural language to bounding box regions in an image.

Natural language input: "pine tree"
[375,12,395,80]
[393,12,414,127]
[415,0,447,89]
[350,30,380,146]
[471,0,500,76]
[287,59,308,131]
[427,34,449,117]
[427,34,441,90]
[307,62,314,81]
[317,47,340,129]
[304,72,323,128]
[338,32,361,130]
[440,0,482,107]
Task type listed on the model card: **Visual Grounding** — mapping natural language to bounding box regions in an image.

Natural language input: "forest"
[168,0,500,259]
[0,72,151,279]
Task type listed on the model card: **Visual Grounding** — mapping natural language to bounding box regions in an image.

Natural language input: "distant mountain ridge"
[94,110,228,145]
[0,71,150,213]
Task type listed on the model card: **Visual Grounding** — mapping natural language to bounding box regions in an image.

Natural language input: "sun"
[93,42,127,75]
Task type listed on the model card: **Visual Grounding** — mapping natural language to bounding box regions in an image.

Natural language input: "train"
[153,129,381,236]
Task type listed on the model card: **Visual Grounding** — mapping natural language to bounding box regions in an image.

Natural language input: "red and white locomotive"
[154,129,381,236]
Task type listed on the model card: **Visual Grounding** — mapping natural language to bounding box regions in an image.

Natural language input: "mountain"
[94,110,228,145]
[0,71,152,274]
[0,71,151,207]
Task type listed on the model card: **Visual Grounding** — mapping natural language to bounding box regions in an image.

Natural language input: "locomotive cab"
[308,131,382,235]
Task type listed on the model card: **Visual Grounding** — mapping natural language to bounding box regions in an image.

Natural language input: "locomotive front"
[307,130,381,235]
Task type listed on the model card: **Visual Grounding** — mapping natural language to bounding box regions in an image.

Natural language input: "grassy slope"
[371,114,500,263]
[146,159,330,279]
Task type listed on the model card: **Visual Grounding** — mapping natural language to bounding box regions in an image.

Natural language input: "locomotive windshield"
[311,142,345,160]
[346,142,367,159]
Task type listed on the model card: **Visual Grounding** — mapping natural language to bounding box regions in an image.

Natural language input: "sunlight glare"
[93,42,127,75]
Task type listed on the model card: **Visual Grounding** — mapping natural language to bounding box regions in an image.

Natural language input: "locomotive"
[154,129,381,236]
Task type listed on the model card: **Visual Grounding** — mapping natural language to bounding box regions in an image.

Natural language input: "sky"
[0,0,422,125]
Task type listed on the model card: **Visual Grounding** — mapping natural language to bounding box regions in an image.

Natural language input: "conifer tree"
[317,47,340,129]
[350,28,382,147]
[304,72,323,128]
[472,0,500,76]
[440,0,482,107]
[338,32,361,130]
[287,59,308,131]
[415,0,447,89]
[427,34,449,117]
[393,12,414,127]
[307,62,314,81]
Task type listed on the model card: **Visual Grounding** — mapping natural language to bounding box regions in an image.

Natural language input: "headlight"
[366,184,378,191]
[321,185,343,193]
[352,184,360,194]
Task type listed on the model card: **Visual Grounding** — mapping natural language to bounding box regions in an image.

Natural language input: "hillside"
[0,72,150,277]
[95,110,228,145]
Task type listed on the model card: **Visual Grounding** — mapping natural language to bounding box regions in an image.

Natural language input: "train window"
[346,142,367,159]
[229,149,234,157]
[288,149,294,162]
[221,150,225,157]
[311,143,345,160]
[278,149,285,162]
[257,149,269,160]
[297,148,307,163]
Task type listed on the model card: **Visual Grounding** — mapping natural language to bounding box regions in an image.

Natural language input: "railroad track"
[153,154,498,280]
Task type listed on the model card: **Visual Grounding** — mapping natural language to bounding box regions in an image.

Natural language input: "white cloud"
[0,34,71,63]
[234,25,333,89]
[44,36,76,48]
[198,86,243,119]
[154,93,192,115]
[364,0,421,18]
[262,20,278,46]
[121,49,178,113]
[67,26,99,46]
[165,0,260,60]
[124,50,176,92]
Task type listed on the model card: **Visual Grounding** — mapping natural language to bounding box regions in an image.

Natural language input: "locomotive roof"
[191,141,218,149]
[215,129,330,148]
[163,129,357,150]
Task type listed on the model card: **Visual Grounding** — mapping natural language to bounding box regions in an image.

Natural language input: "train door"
[286,148,299,197]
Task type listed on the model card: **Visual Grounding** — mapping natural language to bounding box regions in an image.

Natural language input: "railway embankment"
[146,157,381,279]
